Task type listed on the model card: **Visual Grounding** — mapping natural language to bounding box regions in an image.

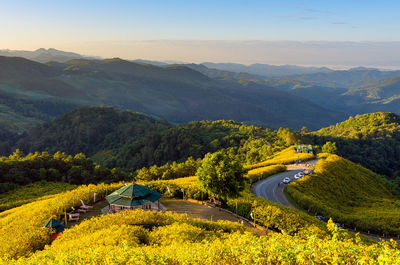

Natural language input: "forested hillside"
[14,107,171,166]
[0,56,344,130]
[0,150,126,193]
[6,106,298,171]
[304,112,400,181]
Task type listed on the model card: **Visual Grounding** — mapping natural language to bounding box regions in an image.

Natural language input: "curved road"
[253,160,319,207]
[253,170,302,208]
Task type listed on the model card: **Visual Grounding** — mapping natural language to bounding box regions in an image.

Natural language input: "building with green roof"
[106,183,162,213]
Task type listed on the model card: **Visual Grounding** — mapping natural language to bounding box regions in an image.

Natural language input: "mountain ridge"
[0,56,345,131]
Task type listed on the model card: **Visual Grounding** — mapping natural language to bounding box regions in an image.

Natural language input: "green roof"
[43,218,66,233]
[106,184,162,207]
[43,218,62,228]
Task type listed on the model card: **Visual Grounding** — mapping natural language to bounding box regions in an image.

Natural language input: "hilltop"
[0,48,92,63]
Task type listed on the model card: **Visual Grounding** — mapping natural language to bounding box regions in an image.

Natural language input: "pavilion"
[105,182,162,213]
[43,218,66,239]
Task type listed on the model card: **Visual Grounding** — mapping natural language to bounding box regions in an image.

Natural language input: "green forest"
[1,106,400,264]
[303,112,400,184]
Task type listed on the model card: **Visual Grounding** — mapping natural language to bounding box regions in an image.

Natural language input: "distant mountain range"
[201,62,334,77]
[0,55,344,132]
[176,62,400,115]
[1,48,400,132]
[0,48,99,63]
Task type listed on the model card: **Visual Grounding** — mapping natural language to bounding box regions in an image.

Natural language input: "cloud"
[304,8,321,13]
[332,22,349,25]
[298,16,318,20]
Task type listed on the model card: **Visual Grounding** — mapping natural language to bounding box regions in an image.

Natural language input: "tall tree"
[196,151,245,200]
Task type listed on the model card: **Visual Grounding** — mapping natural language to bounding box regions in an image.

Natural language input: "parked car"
[294,173,301,180]
[304,169,311,175]
[315,215,326,222]
[334,222,344,228]
[298,172,305,178]
[283,177,291,184]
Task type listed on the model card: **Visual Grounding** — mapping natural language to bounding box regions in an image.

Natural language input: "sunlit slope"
[245,146,314,170]
[0,182,76,211]
[10,209,400,264]
[286,154,400,235]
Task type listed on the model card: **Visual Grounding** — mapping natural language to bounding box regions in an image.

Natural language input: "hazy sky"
[1,0,400,68]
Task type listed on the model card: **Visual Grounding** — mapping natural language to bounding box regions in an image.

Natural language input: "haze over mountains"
[1,48,400,133]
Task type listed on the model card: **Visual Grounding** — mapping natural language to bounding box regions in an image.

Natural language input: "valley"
[1,51,400,264]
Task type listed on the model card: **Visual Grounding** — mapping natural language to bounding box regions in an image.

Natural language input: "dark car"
[315,215,326,222]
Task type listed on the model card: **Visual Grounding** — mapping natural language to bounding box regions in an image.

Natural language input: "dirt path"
[65,200,109,228]
[161,198,266,234]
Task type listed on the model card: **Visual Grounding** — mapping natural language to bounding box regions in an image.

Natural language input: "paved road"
[253,170,302,208]
[253,160,318,207]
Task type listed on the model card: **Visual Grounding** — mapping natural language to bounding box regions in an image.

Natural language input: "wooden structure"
[296,145,313,153]
[106,182,162,213]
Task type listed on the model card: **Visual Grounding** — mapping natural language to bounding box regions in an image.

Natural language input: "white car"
[283,177,291,184]
[298,172,305,178]
[294,173,301,180]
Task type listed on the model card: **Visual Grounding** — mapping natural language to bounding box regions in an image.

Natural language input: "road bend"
[252,160,319,208]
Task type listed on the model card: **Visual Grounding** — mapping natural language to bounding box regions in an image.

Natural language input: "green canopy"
[106,184,162,207]
[43,218,66,233]
[43,218,62,228]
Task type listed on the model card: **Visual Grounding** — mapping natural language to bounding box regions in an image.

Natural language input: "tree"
[322,141,337,154]
[301,126,309,134]
[196,151,245,200]
[277,128,297,145]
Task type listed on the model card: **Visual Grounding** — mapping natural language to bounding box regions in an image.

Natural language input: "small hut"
[106,182,162,213]
[43,218,66,239]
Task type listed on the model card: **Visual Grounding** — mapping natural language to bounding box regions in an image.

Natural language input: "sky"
[1,0,400,68]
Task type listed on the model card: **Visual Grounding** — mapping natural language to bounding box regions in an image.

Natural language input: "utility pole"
[236,201,238,215]
[64,208,67,226]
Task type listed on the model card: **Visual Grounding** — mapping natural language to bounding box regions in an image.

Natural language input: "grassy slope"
[245,164,287,182]
[0,181,76,211]
[244,146,314,170]
[286,154,400,235]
